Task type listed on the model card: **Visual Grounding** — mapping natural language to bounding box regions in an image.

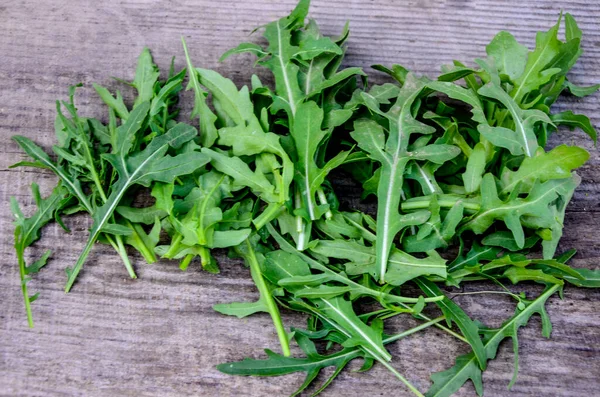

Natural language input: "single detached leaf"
[550,110,598,144]
[415,278,487,370]
[425,284,560,397]
[12,184,67,327]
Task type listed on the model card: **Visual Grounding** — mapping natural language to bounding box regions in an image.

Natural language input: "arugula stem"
[198,247,212,270]
[244,238,291,357]
[115,235,136,279]
[294,189,308,251]
[164,234,183,258]
[65,238,96,292]
[103,233,136,277]
[253,202,284,230]
[401,197,480,212]
[127,221,157,263]
[180,254,194,271]
[383,301,468,344]
[15,242,34,328]
[383,316,446,344]
[317,188,333,220]
[377,359,425,397]
[87,153,136,279]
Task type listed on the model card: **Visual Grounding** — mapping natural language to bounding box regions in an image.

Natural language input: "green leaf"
[124,218,161,264]
[478,82,551,157]
[565,81,600,97]
[12,184,67,327]
[12,136,92,213]
[292,101,348,220]
[540,173,580,259]
[511,16,563,103]
[351,74,436,283]
[202,148,277,201]
[550,110,597,144]
[65,123,209,291]
[100,223,134,236]
[113,101,150,155]
[415,278,487,371]
[461,174,569,248]
[485,31,528,81]
[312,296,391,361]
[500,145,589,195]
[132,47,160,107]
[182,39,218,147]
[425,284,560,397]
[565,13,582,41]
[481,231,539,252]
[462,143,486,194]
[561,268,600,288]
[213,301,269,318]
[93,83,129,120]
[218,333,362,397]
[447,241,501,273]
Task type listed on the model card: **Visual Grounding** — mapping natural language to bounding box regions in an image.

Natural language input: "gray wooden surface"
[1,1,599,396]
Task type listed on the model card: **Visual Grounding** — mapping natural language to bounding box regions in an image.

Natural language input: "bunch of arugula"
[10,0,599,395]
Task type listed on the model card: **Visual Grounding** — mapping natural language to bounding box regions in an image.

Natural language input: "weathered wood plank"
[0,1,598,396]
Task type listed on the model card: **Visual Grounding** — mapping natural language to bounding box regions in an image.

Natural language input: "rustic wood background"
[1,1,599,396]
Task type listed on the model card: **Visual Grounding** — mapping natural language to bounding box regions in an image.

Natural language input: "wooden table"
[1,1,598,396]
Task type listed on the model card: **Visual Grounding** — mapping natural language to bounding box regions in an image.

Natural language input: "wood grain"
[0,1,599,396]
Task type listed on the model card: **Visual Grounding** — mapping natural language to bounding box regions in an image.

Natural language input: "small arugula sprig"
[9,1,600,396]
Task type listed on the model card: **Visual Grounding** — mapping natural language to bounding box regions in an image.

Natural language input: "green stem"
[294,189,308,251]
[65,239,96,292]
[127,221,157,263]
[180,254,194,271]
[244,239,291,357]
[198,246,212,270]
[103,233,136,277]
[115,235,136,279]
[317,188,333,220]
[401,197,480,212]
[377,359,425,397]
[86,150,136,279]
[253,202,284,230]
[164,233,183,258]
[16,244,34,328]
[384,316,446,344]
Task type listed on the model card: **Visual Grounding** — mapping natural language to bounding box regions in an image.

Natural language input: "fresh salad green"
[10,1,599,395]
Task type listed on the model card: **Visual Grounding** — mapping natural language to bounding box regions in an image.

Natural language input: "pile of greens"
[10,0,599,395]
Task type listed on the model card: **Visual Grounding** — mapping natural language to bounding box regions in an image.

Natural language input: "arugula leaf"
[415,278,487,370]
[485,31,528,81]
[132,47,160,107]
[460,174,572,248]
[350,75,439,283]
[499,145,588,195]
[11,184,67,327]
[403,196,464,252]
[291,100,349,221]
[218,333,363,397]
[425,284,560,397]
[65,122,209,291]
[478,82,551,157]
[550,110,598,143]
[215,236,291,357]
